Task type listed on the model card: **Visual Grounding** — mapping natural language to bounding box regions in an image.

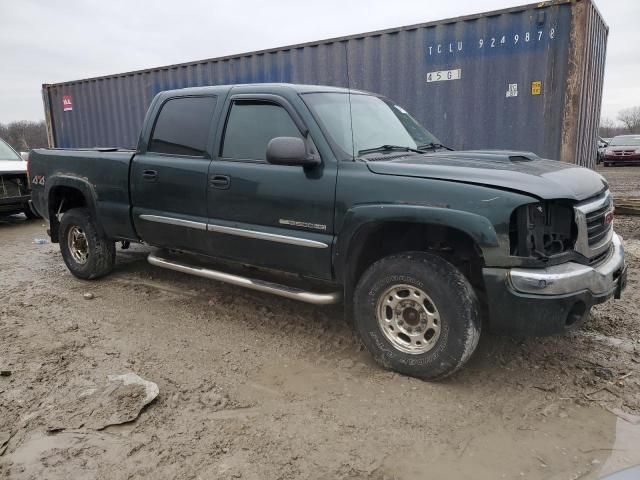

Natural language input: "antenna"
[344,42,356,160]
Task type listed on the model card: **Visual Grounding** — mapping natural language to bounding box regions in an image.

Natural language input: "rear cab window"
[148,96,217,157]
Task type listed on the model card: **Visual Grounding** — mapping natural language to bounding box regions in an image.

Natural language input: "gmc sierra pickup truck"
[29,83,626,379]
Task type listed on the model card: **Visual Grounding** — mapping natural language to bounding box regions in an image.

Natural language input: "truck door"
[131,95,217,253]
[205,94,337,280]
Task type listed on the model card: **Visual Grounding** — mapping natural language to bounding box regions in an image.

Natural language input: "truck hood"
[0,160,27,175]
[364,150,607,201]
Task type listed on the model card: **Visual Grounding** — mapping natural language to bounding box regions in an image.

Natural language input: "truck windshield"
[0,139,22,161]
[303,92,441,158]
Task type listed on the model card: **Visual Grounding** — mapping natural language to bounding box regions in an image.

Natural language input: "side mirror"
[266,137,320,167]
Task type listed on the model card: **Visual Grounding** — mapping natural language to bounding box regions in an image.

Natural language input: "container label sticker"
[506,84,518,98]
[531,81,542,95]
[427,69,462,83]
[63,95,73,111]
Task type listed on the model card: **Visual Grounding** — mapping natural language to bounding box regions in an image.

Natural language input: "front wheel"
[59,208,115,280]
[353,252,481,380]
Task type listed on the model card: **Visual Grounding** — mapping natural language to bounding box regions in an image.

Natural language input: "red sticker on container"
[63,95,73,111]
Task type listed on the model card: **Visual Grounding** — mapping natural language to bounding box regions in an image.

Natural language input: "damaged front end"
[508,191,615,267]
[509,200,577,262]
[484,190,625,336]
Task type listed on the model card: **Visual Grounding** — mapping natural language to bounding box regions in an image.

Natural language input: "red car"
[603,135,640,166]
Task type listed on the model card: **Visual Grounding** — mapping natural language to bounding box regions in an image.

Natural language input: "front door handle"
[142,169,158,182]
[210,174,230,189]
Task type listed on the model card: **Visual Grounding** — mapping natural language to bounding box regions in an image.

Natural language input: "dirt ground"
[1,168,640,480]
[596,164,640,198]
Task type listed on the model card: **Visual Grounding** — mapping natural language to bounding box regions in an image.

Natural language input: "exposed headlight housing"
[509,201,577,258]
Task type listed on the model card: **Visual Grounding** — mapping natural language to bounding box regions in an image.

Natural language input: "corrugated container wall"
[42,0,607,168]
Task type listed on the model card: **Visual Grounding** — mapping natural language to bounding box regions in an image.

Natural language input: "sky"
[0,0,638,124]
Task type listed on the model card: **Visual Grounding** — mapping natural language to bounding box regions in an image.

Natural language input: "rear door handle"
[142,169,158,182]
[210,174,230,189]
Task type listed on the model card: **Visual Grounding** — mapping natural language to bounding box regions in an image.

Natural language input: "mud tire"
[353,252,481,380]
[59,208,115,280]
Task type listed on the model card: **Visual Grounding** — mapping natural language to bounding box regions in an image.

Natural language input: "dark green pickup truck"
[29,83,626,379]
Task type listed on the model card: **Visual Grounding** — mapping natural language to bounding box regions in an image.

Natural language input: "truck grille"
[0,174,27,199]
[585,200,613,246]
[574,191,614,259]
[610,150,635,157]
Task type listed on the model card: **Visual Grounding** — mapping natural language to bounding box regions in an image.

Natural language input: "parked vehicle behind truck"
[602,135,640,166]
[29,84,627,379]
[0,138,38,219]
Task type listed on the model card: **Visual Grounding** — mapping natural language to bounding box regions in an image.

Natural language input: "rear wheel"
[353,252,481,380]
[59,208,115,279]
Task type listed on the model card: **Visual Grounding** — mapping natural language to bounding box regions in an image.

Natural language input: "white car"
[0,138,38,218]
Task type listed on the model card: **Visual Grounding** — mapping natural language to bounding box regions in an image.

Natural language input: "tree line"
[0,120,48,152]
[599,106,640,138]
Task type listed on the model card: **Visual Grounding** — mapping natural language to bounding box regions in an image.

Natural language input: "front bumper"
[603,154,640,164]
[483,234,626,336]
[0,194,30,215]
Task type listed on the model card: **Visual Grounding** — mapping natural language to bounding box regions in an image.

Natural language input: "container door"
[131,96,217,253]
[206,96,336,280]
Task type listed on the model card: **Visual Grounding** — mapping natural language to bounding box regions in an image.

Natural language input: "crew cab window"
[221,101,301,161]
[149,96,216,157]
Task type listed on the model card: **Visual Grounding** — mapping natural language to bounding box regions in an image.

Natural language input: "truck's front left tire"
[59,207,115,280]
[353,252,481,380]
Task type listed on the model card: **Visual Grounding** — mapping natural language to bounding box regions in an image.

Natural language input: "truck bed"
[29,148,138,241]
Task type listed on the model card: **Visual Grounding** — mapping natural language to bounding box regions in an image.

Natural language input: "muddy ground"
[1,167,640,480]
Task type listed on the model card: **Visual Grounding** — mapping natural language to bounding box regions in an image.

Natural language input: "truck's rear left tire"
[59,207,115,280]
[353,252,481,380]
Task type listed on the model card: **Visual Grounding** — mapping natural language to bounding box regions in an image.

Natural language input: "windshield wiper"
[358,144,425,156]
[417,142,454,151]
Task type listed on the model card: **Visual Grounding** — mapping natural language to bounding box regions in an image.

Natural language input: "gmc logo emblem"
[604,210,614,225]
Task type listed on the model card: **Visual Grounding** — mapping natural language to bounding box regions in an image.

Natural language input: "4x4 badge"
[32,175,45,186]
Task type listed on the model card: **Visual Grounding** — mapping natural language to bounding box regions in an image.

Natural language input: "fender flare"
[45,175,103,241]
[334,204,502,284]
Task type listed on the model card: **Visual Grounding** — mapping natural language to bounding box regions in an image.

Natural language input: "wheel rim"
[376,284,441,355]
[67,226,89,264]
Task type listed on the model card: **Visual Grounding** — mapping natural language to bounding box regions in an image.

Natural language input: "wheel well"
[48,186,88,243]
[345,222,485,300]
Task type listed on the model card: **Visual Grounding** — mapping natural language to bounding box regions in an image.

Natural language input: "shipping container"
[42,0,607,168]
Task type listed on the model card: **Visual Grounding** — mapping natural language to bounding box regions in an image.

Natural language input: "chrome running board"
[147,252,341,305]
